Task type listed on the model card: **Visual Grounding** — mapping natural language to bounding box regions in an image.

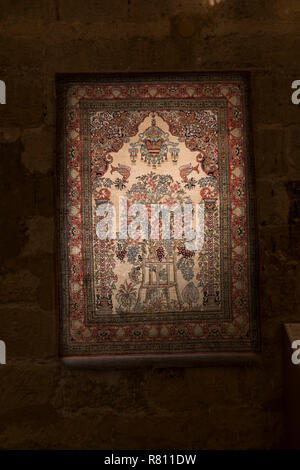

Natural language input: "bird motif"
[110,163,131,181]
[179,163,199,182]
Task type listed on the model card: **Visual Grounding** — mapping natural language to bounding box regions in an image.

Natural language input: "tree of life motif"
[115,173,195,314]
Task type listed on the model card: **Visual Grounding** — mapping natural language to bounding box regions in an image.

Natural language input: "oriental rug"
[57,73,260,366]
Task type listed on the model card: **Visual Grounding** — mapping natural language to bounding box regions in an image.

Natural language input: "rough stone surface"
[0,0,299,449]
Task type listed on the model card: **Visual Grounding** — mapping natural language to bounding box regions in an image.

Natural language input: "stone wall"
[0,0,299,449]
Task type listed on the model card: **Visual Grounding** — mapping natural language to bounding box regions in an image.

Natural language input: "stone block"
[256,179,290,226]
[0,1,55,22]
[21,126,54,175]
[59,0,128,23]
[21,216,54,256]
[0,304,56,359]
[285,126,300,174]
[0,269,39,305]
[0,72,45,128]
[252,71,300,126]
[255,128,284,178]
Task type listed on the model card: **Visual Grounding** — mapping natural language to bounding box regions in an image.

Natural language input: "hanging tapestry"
[57,73,260,366]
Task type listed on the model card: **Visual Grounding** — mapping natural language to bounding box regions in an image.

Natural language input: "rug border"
[55,71,261,368]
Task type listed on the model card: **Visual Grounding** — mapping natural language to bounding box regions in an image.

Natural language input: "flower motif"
[116,281,137,310]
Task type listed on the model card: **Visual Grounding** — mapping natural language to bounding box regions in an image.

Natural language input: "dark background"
[0,0,299,449]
